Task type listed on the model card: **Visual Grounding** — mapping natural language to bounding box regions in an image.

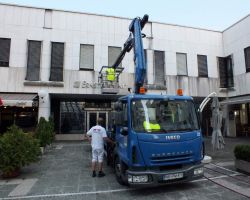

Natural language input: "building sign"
[73,81,127,89]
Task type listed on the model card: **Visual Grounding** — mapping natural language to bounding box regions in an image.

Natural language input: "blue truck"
[105,15,204,185]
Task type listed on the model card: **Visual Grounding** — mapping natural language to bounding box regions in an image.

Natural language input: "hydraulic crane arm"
[111,14,149,94]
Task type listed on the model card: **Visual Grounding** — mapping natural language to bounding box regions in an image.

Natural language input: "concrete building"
[0,3,249,139]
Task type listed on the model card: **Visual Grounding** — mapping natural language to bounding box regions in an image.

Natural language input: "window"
[0,38,11,67]
[79,44,94,70]
[131,99,199,133]
[218,55,234,88]
[44,9,52,29]
[144,49,148,83]
[114,101,127,127]
[244,46,250,73]
[26,40,42,81]
[60,102,85,134]
[197,55,208,77]
[176,53,188,76]
[50,42,64,81]
[154,50,165,85]
[144,49,147,68]
[108,46,121,67]
[121,102,128,126]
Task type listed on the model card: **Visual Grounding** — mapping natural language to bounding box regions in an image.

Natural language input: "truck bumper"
[127,163,204,185]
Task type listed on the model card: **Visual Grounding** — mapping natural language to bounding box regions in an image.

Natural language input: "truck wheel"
[114,157,128,186]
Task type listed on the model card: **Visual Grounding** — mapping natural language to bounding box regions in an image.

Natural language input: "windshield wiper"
[160,128,168,133]
[178,128,198,132]
[162,129,179,132]
[143,128,168,133]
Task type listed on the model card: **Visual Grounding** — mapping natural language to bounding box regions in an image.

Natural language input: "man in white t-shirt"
[86,118,114,177]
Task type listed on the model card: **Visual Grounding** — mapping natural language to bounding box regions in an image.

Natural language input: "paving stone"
[45,187,63,194]
[0,186,17,198]
[78,185,95,192]
[62,186,79,193]
[0,139,249,200]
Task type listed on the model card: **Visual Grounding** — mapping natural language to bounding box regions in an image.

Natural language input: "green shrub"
[35,117,55,147]
[234,144,250,162]
[0,125,41,177]
[35,117,48,147]
[48,117,55,144]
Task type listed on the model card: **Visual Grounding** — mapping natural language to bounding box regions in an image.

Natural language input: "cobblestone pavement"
[0,137,249,200]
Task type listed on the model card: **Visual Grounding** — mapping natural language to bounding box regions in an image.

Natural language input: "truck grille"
[150,154,192,164]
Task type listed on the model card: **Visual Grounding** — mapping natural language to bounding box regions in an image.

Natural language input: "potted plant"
[234,144,250,174]
[35,117,55,153]
[0,125,41,178]
[48,117,55,147]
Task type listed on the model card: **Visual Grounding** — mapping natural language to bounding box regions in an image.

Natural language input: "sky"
[0,0,250,31]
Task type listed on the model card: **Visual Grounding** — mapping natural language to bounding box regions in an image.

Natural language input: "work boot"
[92,171,96,177]
[98,171,105,177]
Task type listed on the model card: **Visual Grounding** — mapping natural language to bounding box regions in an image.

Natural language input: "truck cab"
[111,94,204,185]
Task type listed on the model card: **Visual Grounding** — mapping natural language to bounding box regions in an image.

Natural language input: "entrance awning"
[0,93,37,107]
[220,95,250,105]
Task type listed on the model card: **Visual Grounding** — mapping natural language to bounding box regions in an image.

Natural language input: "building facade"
[0,3,249,139]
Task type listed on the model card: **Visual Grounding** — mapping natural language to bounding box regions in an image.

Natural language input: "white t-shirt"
[87,125,107,149]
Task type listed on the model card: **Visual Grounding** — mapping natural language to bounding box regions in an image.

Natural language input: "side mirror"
[121,127,128,136]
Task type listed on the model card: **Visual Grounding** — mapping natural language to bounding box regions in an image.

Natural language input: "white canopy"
[0,93,37,107]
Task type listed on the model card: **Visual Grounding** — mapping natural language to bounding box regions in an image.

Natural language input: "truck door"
[116,101,129,163]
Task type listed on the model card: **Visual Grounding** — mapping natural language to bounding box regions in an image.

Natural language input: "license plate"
[163,173,183,181]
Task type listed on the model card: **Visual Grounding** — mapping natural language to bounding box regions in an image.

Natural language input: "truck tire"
[114,156,128,186]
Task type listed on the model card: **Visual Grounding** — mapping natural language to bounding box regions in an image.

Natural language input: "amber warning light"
[177,89,183,96]
[139,87,146,94]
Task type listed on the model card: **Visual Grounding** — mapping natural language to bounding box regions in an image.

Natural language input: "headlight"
[128,175,149,183]
[194,167,204,175]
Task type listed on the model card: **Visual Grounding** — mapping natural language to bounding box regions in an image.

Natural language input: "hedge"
[234,144,250,162]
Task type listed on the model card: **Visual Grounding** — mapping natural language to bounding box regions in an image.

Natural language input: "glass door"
[87,111,108,131]
[89,113,97,130]
[99,112,107,129]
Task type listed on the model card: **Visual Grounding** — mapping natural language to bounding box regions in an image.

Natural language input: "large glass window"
[80,44,94,70]
[176,52,188,75]
[131,99,199,133]
[0,38,11,67]
[144,49,148,84]
[154,50,165,85]
[60,102,85,134]
[144,49,147,67]
[197,55,208,77]
[218,55,234,88]
[50,42,64,81]
[244,46,250,73]
[44,9,52,29]
[0,107,38,134]
[108,46,121,67]
[26,40,42,81]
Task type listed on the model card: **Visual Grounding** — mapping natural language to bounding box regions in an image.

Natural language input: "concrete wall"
[0,3,249,99]
[222,15,250,97]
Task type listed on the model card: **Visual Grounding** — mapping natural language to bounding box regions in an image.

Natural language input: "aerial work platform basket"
[98,66,124,94]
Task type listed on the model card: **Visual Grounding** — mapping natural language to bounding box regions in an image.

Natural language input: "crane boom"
[111,14,149,94]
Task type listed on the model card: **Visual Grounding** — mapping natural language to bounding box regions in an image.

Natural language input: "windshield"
[131,99,199,133]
